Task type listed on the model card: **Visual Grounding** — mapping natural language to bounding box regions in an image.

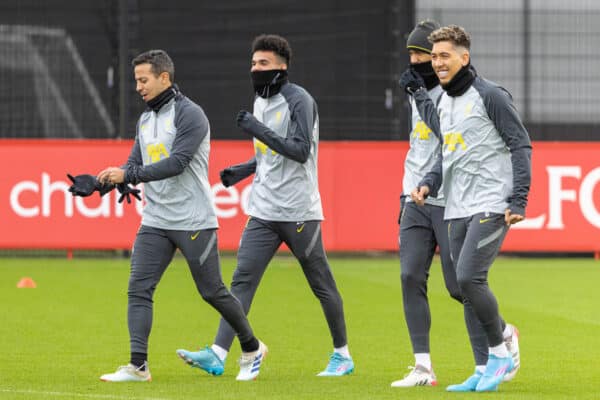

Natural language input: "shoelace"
[238,351,260,366]
[403,366,417,378]
[325,353,347,372]
[403,365,431,379]
[203,347,224,364]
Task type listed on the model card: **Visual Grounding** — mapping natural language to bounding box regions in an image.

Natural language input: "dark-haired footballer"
[94,49,266,383]
[177,34,354,377]
[413,25,530,392]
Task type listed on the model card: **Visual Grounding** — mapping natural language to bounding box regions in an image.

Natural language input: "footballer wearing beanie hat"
[401,19,441,91]
[406,19,440,54]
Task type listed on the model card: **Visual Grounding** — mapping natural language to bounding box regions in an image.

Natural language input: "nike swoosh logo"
[296,224,305,233]
[479,218,491,224]
[191,231,200,240]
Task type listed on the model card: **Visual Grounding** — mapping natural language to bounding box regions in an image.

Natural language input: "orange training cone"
[17,277,37,288]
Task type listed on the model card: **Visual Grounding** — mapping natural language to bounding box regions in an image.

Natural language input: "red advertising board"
[0,140,598,252]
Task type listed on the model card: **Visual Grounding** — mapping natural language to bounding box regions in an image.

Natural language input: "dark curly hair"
[252,34,292,66]
[428,25,471,50]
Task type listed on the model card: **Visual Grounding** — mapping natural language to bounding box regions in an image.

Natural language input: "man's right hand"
[399,67,426,95]
[410,185,430,206]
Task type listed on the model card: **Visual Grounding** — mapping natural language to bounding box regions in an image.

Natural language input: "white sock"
[502,324,513,339]
[334,345,351,359]
[211,344,228,361]
[489,343,510,358]
[414,353,432,371]
[475,365,486,374]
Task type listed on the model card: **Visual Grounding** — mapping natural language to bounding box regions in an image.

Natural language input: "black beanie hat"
[406,20,441,54]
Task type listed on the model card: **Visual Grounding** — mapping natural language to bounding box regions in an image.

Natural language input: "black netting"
[0,0,597,141]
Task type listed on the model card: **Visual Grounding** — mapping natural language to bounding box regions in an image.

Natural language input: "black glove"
[236,110,261,134]
[399,67,426,95]
[219,168,236,187]
[116,183,142,204]
[96,181,114,196]
[67,174,114,197]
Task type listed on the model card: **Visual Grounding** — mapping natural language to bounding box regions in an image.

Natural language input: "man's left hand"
[504,209,524,225]
[97,167,125,185]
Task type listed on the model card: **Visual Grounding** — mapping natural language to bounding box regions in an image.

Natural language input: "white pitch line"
[0,388,174,400]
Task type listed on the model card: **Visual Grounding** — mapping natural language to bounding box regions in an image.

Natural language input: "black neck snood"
[251,69,289,98]
[442,64,476,97]
[411,61,439,90]
[147,85,177,112]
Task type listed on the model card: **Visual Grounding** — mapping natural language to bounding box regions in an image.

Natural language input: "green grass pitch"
[0,255,599,399]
